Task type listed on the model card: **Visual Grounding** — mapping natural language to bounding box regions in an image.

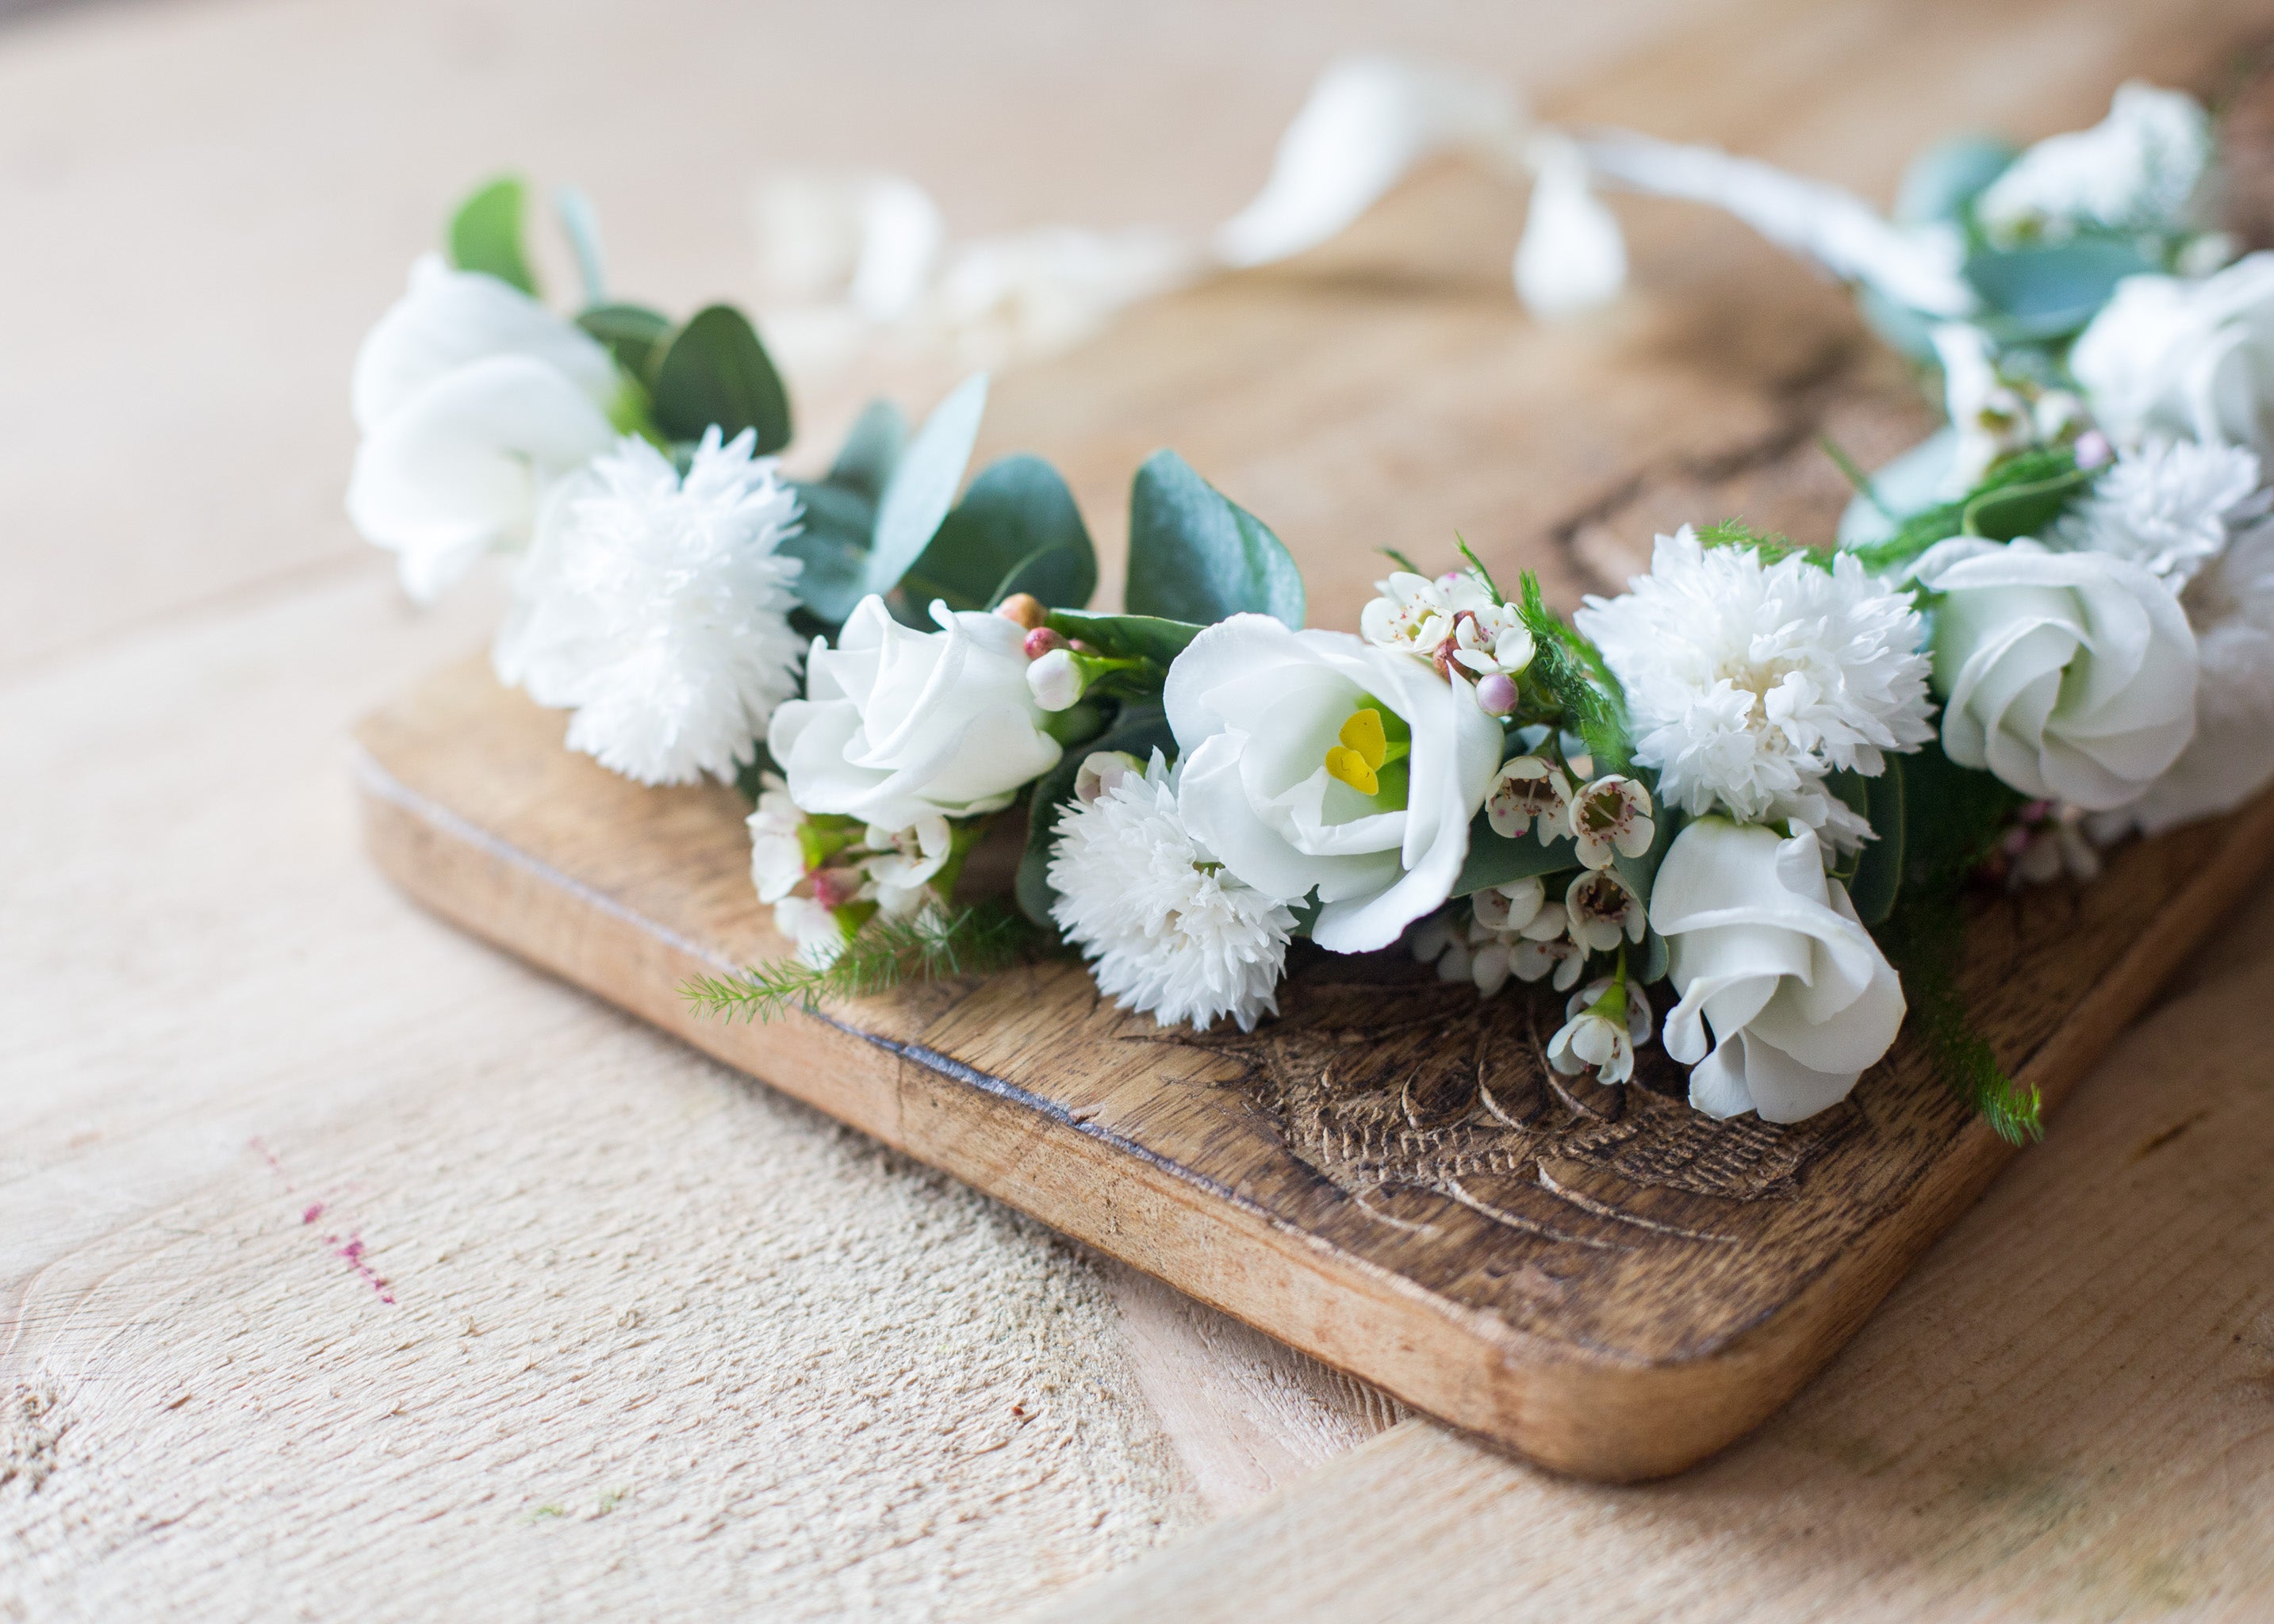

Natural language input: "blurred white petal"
[1515,134,1627,319]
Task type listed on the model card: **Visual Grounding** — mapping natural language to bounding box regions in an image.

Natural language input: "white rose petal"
[2070,252,2274,458]
[1915,536,2199,810]
[1652,820,1904,1124]
[347,255,625,600]
[770,595,1064,829]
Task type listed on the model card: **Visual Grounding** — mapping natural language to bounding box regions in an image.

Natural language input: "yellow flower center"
[1322,702,1410,804]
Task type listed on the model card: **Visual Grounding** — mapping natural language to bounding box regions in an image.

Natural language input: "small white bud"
[1027,648,1083,711]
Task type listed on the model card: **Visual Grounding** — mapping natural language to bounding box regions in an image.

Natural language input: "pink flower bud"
[2074,429,2114,471]
[1475,672,1520,715]
[809,866,865,910]
[1022,626,1068,660]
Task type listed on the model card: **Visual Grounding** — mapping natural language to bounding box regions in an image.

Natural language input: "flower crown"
[348,74,2271,1143]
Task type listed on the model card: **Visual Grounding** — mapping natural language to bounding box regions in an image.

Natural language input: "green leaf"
[576,303,673,381]
[1016,699,1177,926]
[1961,462,2094,542]
[827,399,908,504]
[865,374,990,599]
[1965,239,2154,341]
[1846,756,1906,926]
[899,454,1097,613]
[649,304,792,453]
[552,183,608,304]
[1043,611,1203,668]
[1125,450,1304,627]
[778,401,911,627]
[782,484,874,626]
[1895,134,2018,226]
[449,175,539,296]
[1900,736,2024,892]
[1452,814,1581,898]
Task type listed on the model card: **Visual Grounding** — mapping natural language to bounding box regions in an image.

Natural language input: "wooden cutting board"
[355,18,2274,1479]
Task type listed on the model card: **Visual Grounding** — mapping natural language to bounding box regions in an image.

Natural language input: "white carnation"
[2057,439,2268,586]
[495,427,804,786]
[1574,528,1934,848]
[1049,752,1295,1032]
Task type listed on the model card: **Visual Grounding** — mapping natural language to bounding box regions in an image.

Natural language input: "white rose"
[769,595,1063,828]
[1913,537,2198,810]
[1651,820,1904,1124]
[1164,614,1503,954]
[346,255,624,600]
[2069,252,2274,456]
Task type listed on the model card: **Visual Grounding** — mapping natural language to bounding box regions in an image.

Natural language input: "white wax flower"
[747,776,811,904]
[1359,569,1531,679]
[1575,527,1934,850]
[1974,82,2212,247]
[1913,537,2199,810]
[862,815,954,917]
[347,254,624,600]
[2116,519,2274,833]
[1563,868,1644,954]
[2070,253,2274,457]
[493,429,803,787]
[1049,751,1296,1032]
[1652,820,1904,1124]
[2057,439,2268,586]
[771,595,1064,829]
[1547,977,1653,1087]
[1165,615,1504,955]
[1933,324,2034,490]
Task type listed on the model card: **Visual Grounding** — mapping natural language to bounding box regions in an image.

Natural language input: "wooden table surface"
[7,0,2274,1619]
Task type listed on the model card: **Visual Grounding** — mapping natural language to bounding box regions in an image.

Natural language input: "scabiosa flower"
[1049,751,1297,1032]
[497,427,804,786]
[1574,527,1934,850]
[2057,439,2269,586]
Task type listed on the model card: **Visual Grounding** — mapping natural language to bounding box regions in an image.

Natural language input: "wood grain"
[351,2,2274,1480]
[355,668,2274,1483]
[1024,950,2274,1622]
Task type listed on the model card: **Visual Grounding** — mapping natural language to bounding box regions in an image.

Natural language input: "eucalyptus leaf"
[780,484,874,626]
[1848,758,1906,926]
[1965,239,2153,340]
[900,454,1096,613]
[650,304,792,453]
[865,373,989,599]
[1015,698,1176,926]
[1125,450,1304,627]
[828,399,909,504]
[1895,134,2019,226]
[1451,814,1581,898]
[553,183,608,304]
[576,302,673,381]
[1043,610,1204,667]
[448,175,539,296]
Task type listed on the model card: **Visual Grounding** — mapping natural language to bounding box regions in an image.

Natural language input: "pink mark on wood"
[250,1136,397,1305]
[325,1232,397,1305]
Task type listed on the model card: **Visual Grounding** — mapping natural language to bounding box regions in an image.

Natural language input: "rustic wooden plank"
[353,2,2274,1480]
[1021,952,2274,1622]
[355,665,2274,1481]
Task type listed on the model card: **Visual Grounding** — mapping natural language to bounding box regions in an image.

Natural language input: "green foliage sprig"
[1846,446,2095,574]
[684,904,1037,1025]
[1875,891,2043,1145]
[1511,570,1632,778]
